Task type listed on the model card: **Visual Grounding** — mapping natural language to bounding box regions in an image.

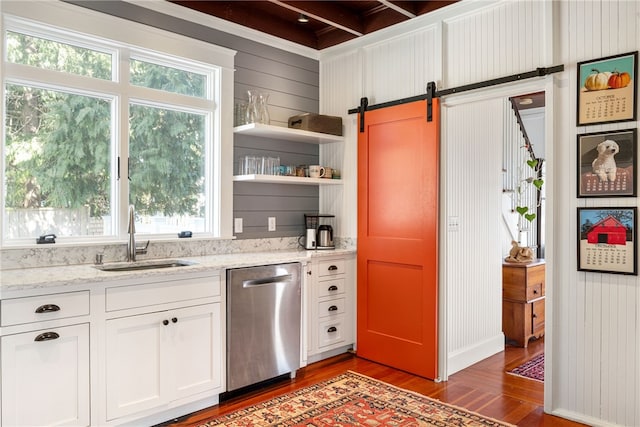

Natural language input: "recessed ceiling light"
[298,13,309,23]
[519,98,533,105]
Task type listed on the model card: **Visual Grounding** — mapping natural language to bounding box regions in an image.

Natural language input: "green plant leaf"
[525,213,537,222]
[516,206,528,216]
[533,179,544,190]
[526,159,538,169]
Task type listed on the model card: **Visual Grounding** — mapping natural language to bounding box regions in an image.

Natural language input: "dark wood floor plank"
[163,337,588,427]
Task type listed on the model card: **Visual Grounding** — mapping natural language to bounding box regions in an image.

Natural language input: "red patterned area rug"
[201,371,514,426]
[507,353,544,382]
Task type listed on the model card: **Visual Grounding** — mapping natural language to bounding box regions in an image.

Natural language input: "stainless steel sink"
[95,259,197,272]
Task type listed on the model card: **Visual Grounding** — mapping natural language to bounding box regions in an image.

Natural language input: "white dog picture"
[578,129,636,197]
[592,139,620,182]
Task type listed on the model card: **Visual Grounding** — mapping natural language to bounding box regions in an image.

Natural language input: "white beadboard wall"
[320,0,639,425]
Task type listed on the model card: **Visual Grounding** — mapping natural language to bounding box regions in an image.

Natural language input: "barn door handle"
[35,304,60,313]
[34,331,60,342]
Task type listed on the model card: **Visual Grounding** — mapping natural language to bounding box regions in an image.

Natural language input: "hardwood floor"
[164,337,587,426]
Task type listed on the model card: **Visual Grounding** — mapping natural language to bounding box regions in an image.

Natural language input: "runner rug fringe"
[200,370,515,426]
[507,353,544,382]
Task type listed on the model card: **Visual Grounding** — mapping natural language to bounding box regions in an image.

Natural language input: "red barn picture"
[586,215,628,245]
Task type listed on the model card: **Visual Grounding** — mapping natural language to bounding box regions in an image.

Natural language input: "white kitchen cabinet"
[105,303,221,420]
[104,275,223,421]
[306,254,356,361]
[1,323,90,427]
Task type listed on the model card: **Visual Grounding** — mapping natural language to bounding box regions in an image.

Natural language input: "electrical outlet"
[268,217,276,231]
[234,218,243,233]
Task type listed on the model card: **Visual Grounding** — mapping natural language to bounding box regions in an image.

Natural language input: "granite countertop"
[0,248,356,293]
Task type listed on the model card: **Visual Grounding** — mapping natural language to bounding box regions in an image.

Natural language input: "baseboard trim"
[447,333,505,376]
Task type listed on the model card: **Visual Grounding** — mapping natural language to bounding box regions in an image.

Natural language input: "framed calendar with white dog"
[577,51,638,126]
[577,129,637,197]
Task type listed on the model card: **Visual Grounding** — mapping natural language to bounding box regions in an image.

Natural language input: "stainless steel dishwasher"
[226,262,301,392]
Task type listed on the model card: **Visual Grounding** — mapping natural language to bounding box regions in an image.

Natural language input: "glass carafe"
[256,92,270,124]
[245,90,259,124]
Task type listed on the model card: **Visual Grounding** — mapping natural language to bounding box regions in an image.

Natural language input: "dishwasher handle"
[243,274,293,287]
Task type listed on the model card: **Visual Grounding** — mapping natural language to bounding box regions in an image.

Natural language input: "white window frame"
[0,0,236,247]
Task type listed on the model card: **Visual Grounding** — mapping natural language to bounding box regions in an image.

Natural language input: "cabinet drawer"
[318,298,346,318]
[318,316,346,349]
[317,278,345,298]
[317,259,345,277]
[106,275,220,312]
[1,291,89,327]
[526,282,544,300]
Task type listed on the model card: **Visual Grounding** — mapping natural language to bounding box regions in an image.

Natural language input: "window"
[1,5,233,245]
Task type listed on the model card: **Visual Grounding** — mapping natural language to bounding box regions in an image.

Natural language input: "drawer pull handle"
[533,289,539,294]
[172,317,178,323]
[35,304,61,314]
[34,331,60,342]
[328,305,338,312]
[328,285,338,291]
[163,319,169,326]
[328,265,338,271]
[327,326,337,333]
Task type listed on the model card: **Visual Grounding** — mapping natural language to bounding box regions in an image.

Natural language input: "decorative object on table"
[577,128,636,197]
[504,240,534,263]
[577,51,638,126]
[577,207,637,275]
[200,371,515,427]
[507,353,544,382]
[288,112,343,136]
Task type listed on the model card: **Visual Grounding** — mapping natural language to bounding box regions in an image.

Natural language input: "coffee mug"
[309,165,325,178]
[323,167,333,179]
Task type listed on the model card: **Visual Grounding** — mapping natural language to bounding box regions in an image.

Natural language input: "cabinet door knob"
[163,319,169,326]
[328,265,338,271]
[328,285,338,291]
[34,331,60,342]
[35,304,60,313]
[532,314,537,318]
[172,317,178,323]
[327,326,337,333]
[328,305,338,312]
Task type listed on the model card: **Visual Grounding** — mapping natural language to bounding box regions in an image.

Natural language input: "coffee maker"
[301,214,335,250]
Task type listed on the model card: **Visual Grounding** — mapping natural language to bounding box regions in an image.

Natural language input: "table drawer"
[106,275,220,312]
[317,259,345,278]
[527,282,544,300]
[318,298,346,318]
[1,291,90,326]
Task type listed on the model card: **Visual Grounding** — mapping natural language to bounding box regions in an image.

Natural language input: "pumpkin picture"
[584,69,611,91]
[608,70,631,89]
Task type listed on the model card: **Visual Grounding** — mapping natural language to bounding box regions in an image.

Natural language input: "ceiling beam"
[378,1,416,18]
[267,0,364,36]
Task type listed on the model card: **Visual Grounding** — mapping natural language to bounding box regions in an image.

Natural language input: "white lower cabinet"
[307,254,356,360]
[105,303,222,421]
[1,323,90,427]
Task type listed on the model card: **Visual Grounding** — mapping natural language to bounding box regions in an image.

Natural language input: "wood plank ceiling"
[169,1,458,49]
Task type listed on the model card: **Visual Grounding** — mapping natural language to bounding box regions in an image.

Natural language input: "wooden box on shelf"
[502,259,545,348]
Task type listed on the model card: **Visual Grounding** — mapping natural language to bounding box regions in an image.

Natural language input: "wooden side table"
[502,259,545,347]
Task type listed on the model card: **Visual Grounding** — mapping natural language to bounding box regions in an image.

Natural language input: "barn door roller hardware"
[348,65,564,130]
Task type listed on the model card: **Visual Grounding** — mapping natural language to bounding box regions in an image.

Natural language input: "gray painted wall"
[68,0,320,240]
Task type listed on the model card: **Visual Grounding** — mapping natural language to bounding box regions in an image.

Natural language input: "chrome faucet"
[127,204,149,262]
[127,205,136,262]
